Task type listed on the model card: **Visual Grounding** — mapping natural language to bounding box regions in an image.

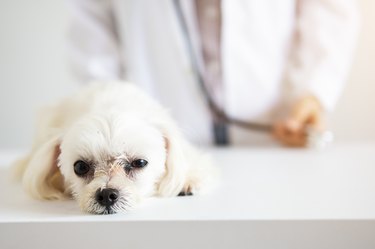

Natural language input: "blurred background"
[0,0,374,149]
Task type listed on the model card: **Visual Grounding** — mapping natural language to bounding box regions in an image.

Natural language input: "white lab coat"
[67,0,360,145]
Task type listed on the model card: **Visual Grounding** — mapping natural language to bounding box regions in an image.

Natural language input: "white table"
[1,143,375,249]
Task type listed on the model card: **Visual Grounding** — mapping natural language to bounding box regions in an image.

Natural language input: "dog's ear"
[155,118,189,197]
[22,135,66,200]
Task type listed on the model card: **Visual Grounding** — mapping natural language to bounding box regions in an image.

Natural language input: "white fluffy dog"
[13,81,214,214]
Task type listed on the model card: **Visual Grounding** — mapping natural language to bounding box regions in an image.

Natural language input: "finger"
[291,97,323,128]
[307,110,323,130]
[282,127,307,147]
[273,121,291,141]
[286,106,313,134]
[273,122,307,147]
[290,102,313,125]
[290,109,324,135]
[288,128,307,147]
[285,118,302,133]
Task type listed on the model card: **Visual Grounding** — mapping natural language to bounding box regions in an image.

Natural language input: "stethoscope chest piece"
[306,127,334,149]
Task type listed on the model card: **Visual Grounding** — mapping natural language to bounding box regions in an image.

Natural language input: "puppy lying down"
[13,81,216,214]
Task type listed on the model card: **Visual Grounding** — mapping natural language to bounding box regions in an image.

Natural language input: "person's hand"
[273,96,323,147]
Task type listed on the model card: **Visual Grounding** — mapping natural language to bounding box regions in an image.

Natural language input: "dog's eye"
[131,159,148,168]
[74,160,90,176]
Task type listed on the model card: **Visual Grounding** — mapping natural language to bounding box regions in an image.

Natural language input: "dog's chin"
[82,196,132,215]
[88,204,129,215]
[97,207,119,215]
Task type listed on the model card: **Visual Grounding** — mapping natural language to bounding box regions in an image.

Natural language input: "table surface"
[1,143,375,223]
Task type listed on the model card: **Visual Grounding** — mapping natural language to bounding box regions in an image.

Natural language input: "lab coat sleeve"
[66,0,123,82]
[285,0,360,111]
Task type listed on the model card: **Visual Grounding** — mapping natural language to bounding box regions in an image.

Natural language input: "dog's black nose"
[95,188,119,207]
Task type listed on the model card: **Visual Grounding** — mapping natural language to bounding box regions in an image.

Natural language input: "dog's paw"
[177,188,193,197]
[177,179,199,197]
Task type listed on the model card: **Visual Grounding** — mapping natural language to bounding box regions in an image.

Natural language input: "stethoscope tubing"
[172,0,272,133]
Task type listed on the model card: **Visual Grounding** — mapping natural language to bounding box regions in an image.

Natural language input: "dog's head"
[24,111,189,214]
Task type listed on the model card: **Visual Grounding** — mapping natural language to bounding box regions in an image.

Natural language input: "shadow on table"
[0,167,84,218]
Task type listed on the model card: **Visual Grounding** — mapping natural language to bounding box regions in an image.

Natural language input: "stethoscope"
[172,0,333,148]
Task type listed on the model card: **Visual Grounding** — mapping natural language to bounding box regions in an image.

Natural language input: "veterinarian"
[67,0,359,147]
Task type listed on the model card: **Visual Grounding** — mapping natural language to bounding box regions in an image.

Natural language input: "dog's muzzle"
[95,188,119,208]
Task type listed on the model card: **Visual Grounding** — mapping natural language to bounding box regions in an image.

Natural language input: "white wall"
[0,0,374,149]
[0,1,77,149]
[331,0,375,142]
